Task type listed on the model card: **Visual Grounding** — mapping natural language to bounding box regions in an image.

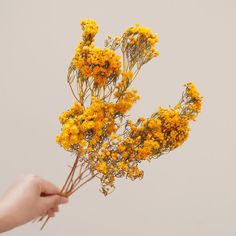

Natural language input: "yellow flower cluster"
[80,83,202,195]
[121,23,160,70]
[80,19,98,45]
[58,102,84,124]
[114,89,140,114]
[56,19,203,197]
[71,19,122,88]
[72,44,122,86]
[124,23,159,47]
[56,97,120,152]
[181,82,203,121]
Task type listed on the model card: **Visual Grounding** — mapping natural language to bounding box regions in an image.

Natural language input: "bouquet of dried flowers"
[38,19,203,229]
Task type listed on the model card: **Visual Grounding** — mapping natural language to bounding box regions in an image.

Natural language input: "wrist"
[0,198,17,233]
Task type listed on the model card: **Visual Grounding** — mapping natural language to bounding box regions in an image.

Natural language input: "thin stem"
[122,51,125,72]
[69,82,80,102]
[67,174,98,197]
[68,165,90,191]
[40,216,50,231]
[60,155,80,194]
[66,163,85,193]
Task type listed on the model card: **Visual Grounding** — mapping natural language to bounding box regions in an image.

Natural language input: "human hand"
[0,174,69,233]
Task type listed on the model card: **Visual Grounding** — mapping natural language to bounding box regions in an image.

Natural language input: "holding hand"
[0,174,69,233]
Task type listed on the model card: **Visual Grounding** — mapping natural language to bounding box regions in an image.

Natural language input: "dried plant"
[37,19,203,230]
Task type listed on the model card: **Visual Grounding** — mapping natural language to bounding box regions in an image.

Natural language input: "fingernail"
[60,197,69,204]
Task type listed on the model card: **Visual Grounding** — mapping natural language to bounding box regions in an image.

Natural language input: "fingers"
[40,195,68,213]
[47,209,55,218]
[39,178,61,195]
[52,205,59,213]
[47,205,59,217]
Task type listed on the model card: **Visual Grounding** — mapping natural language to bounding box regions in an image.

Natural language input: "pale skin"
[0,174,69,233]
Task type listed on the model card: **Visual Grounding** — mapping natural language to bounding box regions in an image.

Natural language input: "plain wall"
[0,0,235,235]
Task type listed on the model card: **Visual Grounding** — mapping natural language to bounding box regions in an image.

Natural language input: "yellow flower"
[80,140,88,147]
[70,134,79,145]
[105,150,110,156]
[111,152,118,160]
[97,162,108,174]
[117,162,128,170]
[117,144,126,152]
[122,152,129,158]
[70,125,79,134]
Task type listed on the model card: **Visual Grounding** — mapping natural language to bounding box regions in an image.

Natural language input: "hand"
[0,174,69,233]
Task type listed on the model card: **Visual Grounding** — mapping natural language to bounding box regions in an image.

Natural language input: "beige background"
[0,0,235,235]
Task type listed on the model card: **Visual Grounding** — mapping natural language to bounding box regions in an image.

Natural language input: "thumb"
[40,195,69,211]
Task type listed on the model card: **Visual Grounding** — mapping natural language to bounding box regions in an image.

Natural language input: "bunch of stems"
[33,153,98,230]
